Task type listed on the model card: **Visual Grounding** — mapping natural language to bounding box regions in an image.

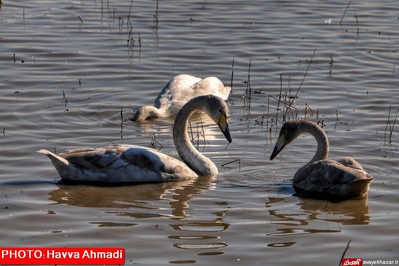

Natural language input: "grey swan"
[270,120,373,199]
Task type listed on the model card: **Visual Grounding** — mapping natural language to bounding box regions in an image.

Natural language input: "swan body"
[270,120,373,199]
[132,74,231,121]
[39,95,232,183]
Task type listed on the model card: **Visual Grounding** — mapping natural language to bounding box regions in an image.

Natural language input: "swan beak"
[270,135,286,160]
[218,114,232,143]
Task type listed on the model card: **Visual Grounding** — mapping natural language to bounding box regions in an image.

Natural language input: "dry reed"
[150,133,163,150]
[189,121,206,151]
[62,91,68,105]
[120,107,124,140]
[230,58,235,94]
[329,56,334,76]
[283,48,317,118]
[152,0,159,36]
[384,105,398,144]
[242,58,253,114]
[221,159,241,171]
[338,240,352,266]
[355,14,359,40]
[340,1,352,25]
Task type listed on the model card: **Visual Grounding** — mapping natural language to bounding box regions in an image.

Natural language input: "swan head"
[131,106,161,122]
[270,120,304,160]
[199,95,232,143]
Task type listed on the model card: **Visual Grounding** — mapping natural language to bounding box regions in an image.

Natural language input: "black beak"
[218,114,232,143]
[220,124,232,143]
[270,135,285,160]
[270,145,282,160]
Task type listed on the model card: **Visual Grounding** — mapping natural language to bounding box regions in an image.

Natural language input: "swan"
[132,74,231,121]
[38,95,232,183]
[270,120,373,199]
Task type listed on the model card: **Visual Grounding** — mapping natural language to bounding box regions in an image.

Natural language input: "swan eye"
[218,108,222,113]
[283,130,288,135]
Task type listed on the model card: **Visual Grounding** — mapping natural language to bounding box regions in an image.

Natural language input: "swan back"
[190,77,231,101]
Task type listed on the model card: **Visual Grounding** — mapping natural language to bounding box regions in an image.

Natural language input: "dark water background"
[0,1,398,265]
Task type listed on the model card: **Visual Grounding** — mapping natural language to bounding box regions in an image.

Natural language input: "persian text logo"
[342,258,363,266]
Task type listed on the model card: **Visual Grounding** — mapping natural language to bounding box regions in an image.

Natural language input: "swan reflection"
[265,194,370,247]
[48,175,230,258]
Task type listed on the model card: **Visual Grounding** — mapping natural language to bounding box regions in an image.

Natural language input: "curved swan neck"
[173,99,217,176]
[302,122,329,165]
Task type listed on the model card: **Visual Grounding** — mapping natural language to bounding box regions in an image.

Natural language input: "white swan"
[38,95,232,183]
[132,74,231,121]
[270,120,373,199]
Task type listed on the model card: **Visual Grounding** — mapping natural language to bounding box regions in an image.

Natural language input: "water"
[0,0,398,265]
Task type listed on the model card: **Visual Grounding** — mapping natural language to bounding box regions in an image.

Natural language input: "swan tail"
[37,149,71,178]
[348,176,373,195]
[224,86,232,99]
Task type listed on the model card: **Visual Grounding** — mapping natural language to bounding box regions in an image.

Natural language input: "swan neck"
[173,100,217,176]
[306,123,329,165]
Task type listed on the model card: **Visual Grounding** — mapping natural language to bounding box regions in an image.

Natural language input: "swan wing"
[154,74,202,109]
[39,144,198,183]
[293,159,373,198]
[335,157,366,171]
[190,77,231,100]
[154,75,230,114]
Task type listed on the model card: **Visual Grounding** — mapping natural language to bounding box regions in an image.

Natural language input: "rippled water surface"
[1,0,398,265]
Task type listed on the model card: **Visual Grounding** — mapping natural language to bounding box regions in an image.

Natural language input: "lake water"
[0,0,398,265]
